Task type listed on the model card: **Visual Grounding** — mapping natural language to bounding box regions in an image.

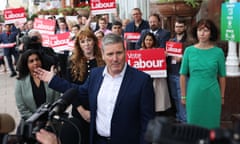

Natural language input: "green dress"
[180,46,226,129]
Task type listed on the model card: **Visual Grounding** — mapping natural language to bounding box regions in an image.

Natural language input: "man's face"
[27,21,33,30]
[102,14,109,23]
[111,25,122,36]
[81,16,87,24]
[131,10,142,22]
[149,16,160,31]
[4,25,11,32]
[102,42,125,77]
[59,22,67,31]
[175,22,186,35]
[71,27,79,35]
[99,20,107,30]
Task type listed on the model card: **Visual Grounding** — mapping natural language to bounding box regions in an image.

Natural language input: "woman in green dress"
[179,19,226,129]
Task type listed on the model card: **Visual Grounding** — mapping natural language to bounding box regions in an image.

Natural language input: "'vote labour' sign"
[126,48,166,78]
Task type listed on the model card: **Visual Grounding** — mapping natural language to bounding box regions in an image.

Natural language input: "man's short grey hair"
[101,33,124,51]
[28,29,40,37]
[28,29,42,42]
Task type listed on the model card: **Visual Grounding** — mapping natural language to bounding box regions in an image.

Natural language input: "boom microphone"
[145,117,209,144]
[0,113,15,134]
[48,88,78,118]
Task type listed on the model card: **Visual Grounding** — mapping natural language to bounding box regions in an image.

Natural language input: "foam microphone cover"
[0,113,15,133]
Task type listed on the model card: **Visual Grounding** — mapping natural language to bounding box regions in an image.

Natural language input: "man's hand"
[77,106,90,123]
[36,129,61,144]
[33,66,55,83]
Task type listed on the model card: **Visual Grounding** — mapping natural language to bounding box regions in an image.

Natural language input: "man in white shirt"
[34,33,155,144]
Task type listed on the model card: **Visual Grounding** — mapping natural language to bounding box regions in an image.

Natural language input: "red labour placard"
[33,18,56,35]
[124,32,140,50]
[126,49,167,78]
[166,41,183,57]
[4,7,26,24]
[42,32,71,53]
[90,0,116,15]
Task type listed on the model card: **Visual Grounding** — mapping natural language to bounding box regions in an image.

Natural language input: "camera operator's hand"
[34,66,55,83]
[36,129,61,144]
[77,106,90,123]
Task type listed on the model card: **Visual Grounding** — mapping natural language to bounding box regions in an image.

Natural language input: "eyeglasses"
[132,13,141,16]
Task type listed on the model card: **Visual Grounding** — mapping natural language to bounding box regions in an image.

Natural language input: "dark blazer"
[124,20,149,33]
[135,28,171,49]
[49,65,155,144]
[0,30,18,55]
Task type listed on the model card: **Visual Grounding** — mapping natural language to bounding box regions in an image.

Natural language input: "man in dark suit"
[124,8,149,50]
[35,33,155,144]
[135,13,171,49]
[0,24,19,77]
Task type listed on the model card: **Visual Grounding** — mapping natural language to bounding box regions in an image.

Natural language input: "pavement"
[0,68,21,134]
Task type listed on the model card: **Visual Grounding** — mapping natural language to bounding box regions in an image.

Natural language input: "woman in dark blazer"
[15,49,60,120]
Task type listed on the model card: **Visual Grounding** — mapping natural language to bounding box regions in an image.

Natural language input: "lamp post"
[6,0,9,8]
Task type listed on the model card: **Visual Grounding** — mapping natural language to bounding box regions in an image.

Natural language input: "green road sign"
[221,2,240,42]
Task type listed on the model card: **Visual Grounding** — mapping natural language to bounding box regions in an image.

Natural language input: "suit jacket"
[15,75,60,120]
[0,28,18,55]
[135,28,171,49]
[0,31,18,44]
[49,65,155,144]
[124,20,149,33]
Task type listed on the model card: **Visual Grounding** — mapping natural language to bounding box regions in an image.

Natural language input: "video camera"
[3,88,80,144]
[19,35,42,52]
[145,117,240,144]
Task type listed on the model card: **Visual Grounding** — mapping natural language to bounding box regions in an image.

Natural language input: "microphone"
[48,88,78,118]
[145,117,209,144]
[0,113,15,134]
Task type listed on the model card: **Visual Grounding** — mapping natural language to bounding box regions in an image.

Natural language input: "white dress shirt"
[96,64,127,137]
[150,29,158,36]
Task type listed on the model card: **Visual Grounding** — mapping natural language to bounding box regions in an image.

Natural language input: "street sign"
[221,2,240,42]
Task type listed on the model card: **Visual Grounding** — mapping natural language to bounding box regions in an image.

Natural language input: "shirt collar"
[102,63,127,78]
[150,29,159,34]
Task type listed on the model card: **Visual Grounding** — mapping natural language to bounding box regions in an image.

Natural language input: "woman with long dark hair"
[15,49,60,120]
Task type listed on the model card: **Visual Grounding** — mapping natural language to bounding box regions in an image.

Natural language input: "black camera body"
[3,88,79,144]
[20,104,52,142]
[145,117,240,144]
[4,103,67,144]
